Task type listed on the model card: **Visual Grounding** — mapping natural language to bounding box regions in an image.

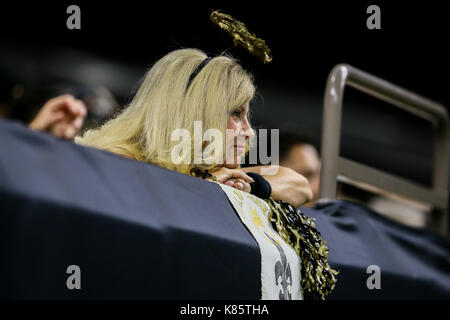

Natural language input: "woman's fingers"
[224,179,243,190]
[237,178,251,193]
[233,178,251,193]
[223,178,251,193]
[211,167,254,184]
[228,170,254,183]
[233,181,244,190]
[224,180,234,187]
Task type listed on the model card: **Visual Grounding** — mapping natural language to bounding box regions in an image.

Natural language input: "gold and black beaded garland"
[266,198,339,300]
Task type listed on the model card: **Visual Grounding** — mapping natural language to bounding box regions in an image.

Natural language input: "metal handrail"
[319,64,449,235]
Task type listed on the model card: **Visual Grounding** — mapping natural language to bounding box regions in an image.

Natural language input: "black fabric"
[247,172,272,200]
[302,200,450,299]
[0,119,261,299]
[1,118,449,299]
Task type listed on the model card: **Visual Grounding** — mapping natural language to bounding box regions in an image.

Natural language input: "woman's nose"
[241,118,255,139]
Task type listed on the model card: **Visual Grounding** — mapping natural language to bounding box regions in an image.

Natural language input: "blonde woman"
[75,49,311,207]
[75,49,338,299]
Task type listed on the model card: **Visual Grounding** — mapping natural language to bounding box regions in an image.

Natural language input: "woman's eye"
[232,110,241,117]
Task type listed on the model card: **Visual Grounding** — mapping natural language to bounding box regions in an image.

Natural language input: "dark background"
[0,1,448,188]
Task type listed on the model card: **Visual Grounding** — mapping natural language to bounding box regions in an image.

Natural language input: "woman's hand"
[209,167,254,193]
[225,178,252,193]
[29,95,87,139]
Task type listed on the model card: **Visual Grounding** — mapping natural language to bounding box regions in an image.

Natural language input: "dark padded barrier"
[303,201,450,299]
[0,119,261,299]
[1,119,449,299]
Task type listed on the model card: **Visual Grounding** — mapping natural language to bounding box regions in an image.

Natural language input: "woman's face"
[223,102,254,168]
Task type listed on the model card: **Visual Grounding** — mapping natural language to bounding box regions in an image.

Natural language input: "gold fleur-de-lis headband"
[186,10,272,91]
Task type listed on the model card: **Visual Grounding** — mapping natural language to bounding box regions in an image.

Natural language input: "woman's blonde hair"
[75,48,255,175]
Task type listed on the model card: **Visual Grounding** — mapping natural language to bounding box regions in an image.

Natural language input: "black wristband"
[247,172,272,199]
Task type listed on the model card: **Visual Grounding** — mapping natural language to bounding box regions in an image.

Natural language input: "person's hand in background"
[29,95,87,139]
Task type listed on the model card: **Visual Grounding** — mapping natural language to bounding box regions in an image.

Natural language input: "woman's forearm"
[242,165,312,207]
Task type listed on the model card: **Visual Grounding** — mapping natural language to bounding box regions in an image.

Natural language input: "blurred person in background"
[279,130,321,206]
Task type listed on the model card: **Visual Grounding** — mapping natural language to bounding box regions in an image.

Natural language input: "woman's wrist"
[246,172,272,199]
